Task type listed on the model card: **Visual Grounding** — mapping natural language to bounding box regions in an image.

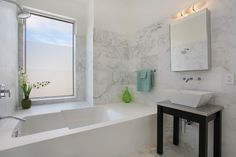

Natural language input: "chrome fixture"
[183,77,202,83]
[172,1,208,19]
[0,116,26,122]
[0,0,31,19]
[197,77,202,81]
[181,48,190,55]
[183,77,193,83]
[0,84,11,99]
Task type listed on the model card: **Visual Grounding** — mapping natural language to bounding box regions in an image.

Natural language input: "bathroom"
[0,0,235,156]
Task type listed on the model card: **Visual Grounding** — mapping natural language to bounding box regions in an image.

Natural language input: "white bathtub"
[0,102,157,157]
[14,106,123,137]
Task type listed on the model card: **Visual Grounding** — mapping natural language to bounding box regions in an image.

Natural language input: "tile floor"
[131,144,197,157]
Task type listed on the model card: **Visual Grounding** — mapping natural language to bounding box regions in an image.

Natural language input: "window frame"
[21,8,77,101]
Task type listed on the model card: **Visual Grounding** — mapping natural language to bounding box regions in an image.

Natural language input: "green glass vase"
[122,86,132,103]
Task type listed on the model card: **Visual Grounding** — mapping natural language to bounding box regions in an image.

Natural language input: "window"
[24,12,76,99]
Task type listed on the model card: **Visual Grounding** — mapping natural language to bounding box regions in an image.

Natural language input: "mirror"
[170,9,210,72]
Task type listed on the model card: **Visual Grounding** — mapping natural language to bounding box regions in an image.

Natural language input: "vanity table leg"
[214,111,222,157]
[199,118,208,157]
[157,106,163,155]
[173,116,179,145]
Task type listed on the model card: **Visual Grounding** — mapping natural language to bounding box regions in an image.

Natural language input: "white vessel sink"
[165,89,214,108]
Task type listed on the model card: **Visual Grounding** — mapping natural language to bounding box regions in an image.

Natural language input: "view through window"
[25,13,75,99]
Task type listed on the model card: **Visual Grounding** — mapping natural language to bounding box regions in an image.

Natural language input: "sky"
[25,14,74,71]
[26,14,74,47]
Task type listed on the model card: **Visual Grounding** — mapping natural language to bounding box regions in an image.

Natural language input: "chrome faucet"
[183,77,202,83]
[183,77,193,83]
[0,84,11,99]
[0,116,26,122]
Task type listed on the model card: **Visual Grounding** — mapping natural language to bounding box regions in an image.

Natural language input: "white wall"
[18,0,89,36]
[0,1,18,116]
[94,0,131,37]
[94,0,194,37]
[127,0,194,35]
[86,0,94,104]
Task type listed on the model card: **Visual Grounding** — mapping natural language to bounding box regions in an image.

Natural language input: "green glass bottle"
[122,86,132,103]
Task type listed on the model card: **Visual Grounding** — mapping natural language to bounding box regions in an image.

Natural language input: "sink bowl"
[165,89,214,108]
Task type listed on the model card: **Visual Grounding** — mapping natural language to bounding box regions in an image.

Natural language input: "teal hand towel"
[139,71,147,79]
[137,70,154,92]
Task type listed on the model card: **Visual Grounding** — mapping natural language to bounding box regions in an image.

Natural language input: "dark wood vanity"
[156,101,223,157]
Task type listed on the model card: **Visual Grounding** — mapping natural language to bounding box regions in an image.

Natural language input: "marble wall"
[0,2,18,116]
[94,0,236,156]
[93,28,130,104]
[128,0,236,157]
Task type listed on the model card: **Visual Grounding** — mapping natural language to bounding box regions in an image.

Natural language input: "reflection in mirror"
[170,9,210,72]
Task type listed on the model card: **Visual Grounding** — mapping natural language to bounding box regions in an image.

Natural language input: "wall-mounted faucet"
[183,77,202,83]
[183,77,193,83]
[0,84,11,99]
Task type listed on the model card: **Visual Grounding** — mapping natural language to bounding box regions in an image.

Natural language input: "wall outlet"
[225,73,235,85]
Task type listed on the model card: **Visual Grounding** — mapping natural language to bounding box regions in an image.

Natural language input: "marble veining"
[131,143,197,157]
[93,28,130,104]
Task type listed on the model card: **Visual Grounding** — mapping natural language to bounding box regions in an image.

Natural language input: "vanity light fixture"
[192,5,197,12]
[172,1,207,20]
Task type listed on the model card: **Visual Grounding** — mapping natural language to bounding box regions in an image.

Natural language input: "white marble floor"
[130,144,197,157]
